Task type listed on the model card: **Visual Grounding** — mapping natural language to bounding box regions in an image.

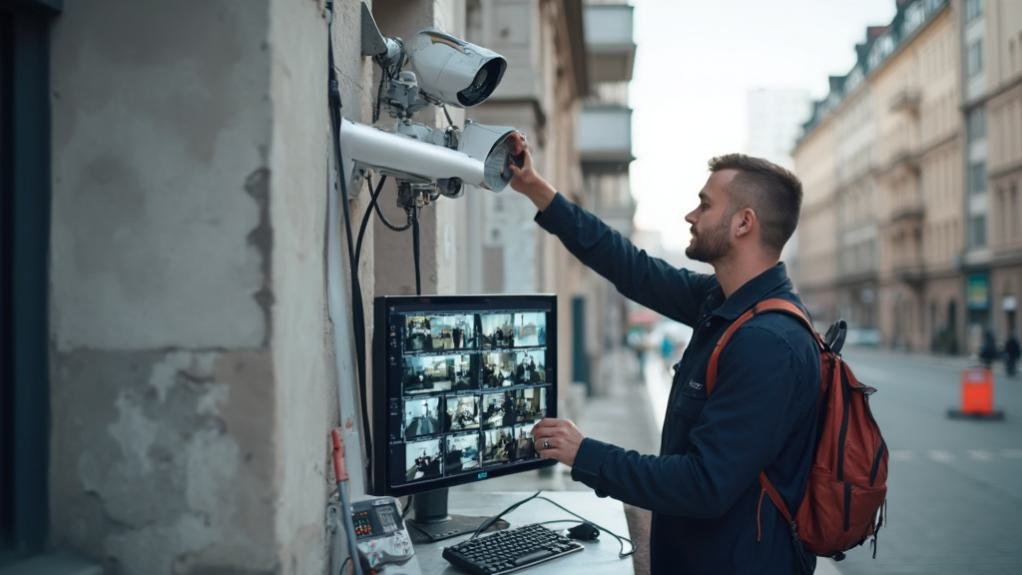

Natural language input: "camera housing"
[409,30,507,108]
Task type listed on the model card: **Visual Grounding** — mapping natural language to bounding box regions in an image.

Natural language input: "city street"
[648,346,1022,574]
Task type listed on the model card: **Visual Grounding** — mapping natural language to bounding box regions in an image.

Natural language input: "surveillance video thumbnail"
[445,394,481,432]
[405,438,442,481]
[482,426,516,467]
[403,396,441,439]
[404,314,476,352]
[480,313,514,349]
[515,387,547,422]
[481,391,515,429]
[481,352,516,389]
[513,312,546,348]
[402,354,473,395]
[444,433,481,474]
[514,419,542,460]
[514,349,546,384]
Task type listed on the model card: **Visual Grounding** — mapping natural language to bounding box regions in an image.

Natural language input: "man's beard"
[685,216,732,263]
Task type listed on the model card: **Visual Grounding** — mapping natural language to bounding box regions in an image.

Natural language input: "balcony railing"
[889,88,921,114]
[584,4,636,83]
[578,105,634,171]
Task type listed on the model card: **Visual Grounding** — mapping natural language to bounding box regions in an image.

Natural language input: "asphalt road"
[833,347,1022,575]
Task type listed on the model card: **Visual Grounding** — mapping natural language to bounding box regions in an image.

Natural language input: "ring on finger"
[542,439,550,450]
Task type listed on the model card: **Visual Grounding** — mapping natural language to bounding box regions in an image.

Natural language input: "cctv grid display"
[380,301,553,492]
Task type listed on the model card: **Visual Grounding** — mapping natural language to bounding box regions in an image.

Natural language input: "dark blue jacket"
[535,193,820,574]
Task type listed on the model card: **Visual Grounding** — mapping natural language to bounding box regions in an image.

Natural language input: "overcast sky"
[630,0,897,246]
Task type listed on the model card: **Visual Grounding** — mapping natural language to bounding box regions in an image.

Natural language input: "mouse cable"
[532,496,635,559]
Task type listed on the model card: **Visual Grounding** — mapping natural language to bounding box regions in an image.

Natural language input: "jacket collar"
[706,262,794,321]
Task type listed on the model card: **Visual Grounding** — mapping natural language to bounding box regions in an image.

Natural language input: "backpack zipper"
[869,440,887,486]
[843,482,853,531]
[836,365,852,480]
[756,487,766,542]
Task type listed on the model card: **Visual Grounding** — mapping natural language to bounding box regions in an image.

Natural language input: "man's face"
[684,170,736,263]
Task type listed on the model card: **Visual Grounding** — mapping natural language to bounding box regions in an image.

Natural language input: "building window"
[967,107,986,144]
[969,161,987,195]
[965,0,983,24]
[970,214,988,248]
[967,39,984,78]
[1012,184,1020,240]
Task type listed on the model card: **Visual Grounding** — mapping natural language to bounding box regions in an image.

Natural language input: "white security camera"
[341,119,518,194]
[408,30,507,108]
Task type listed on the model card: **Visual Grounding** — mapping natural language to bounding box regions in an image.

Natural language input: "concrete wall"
[48,1,280,573]
[45,0,518,571]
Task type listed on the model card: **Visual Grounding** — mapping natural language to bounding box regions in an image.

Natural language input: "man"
[1005,332,1020,377]
[510,133,821,574]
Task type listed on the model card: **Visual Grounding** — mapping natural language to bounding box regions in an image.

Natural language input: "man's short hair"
[708,153,803,254]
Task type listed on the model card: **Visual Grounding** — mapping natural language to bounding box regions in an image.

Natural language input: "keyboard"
[442,523,584,574]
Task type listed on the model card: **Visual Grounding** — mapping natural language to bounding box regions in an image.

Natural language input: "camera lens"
[457,57,506,106]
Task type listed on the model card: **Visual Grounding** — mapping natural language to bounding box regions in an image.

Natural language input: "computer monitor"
[371,295,557,540]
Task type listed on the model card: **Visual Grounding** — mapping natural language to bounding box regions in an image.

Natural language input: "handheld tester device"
[351,497,421,574]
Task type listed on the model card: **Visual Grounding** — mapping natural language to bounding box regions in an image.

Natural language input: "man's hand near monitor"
[531,417,584,467]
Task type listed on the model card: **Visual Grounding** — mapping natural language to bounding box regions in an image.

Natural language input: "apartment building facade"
[792,0,1022,353]
[984,0,1022,341]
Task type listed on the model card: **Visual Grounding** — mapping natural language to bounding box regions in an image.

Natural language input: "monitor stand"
[406,488,509,543]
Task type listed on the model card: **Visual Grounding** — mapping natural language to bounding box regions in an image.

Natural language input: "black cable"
[372,61,387,124]
[326,7,372,476]
[339,556,351,575]
[441,103,455,127]
[375,200,411,232]
[411,206,422,295]
[532,496,635,558]
[471,491,542,538]
[354,174,388,271]
[401,495,413,519]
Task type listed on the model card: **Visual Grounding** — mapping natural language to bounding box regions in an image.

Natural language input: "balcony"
[578,105,634,172]
[584,3,636,83]
[887,220,925,287]
[889,88,921,115]
[888,192,924,223]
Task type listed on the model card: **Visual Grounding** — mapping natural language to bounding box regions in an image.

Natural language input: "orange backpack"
[706,298,888,563]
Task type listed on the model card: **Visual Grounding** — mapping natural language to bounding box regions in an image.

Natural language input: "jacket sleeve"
[535,193,715,327]
[569,325,808,517]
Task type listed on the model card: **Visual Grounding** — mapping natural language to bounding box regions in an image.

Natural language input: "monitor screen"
[371,295,557,496]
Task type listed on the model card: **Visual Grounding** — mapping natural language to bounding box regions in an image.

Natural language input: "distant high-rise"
[746,88,811,278]
[745,88,811,168]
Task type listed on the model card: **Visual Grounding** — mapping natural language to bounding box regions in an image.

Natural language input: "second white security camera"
[408,30,507,108]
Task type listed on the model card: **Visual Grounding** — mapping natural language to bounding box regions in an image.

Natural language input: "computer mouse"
[567,522,600,542]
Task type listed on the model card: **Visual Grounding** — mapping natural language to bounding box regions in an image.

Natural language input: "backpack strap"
[704,297,825,526]
[705,298,823,395]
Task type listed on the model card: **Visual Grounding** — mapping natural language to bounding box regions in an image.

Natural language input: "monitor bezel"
[371,294,558,496]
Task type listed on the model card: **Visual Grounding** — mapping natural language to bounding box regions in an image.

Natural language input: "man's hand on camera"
[507,132,556,211]
[531,417,584,467]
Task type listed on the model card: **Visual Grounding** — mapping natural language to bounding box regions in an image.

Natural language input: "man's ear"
[734,207,756,238]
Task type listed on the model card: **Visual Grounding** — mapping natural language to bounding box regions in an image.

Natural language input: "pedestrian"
[979,329,998,369]
[1005,332,1021,377]
[508,132,820,574]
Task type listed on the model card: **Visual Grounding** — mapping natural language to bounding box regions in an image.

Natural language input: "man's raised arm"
[506,132,713,327]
